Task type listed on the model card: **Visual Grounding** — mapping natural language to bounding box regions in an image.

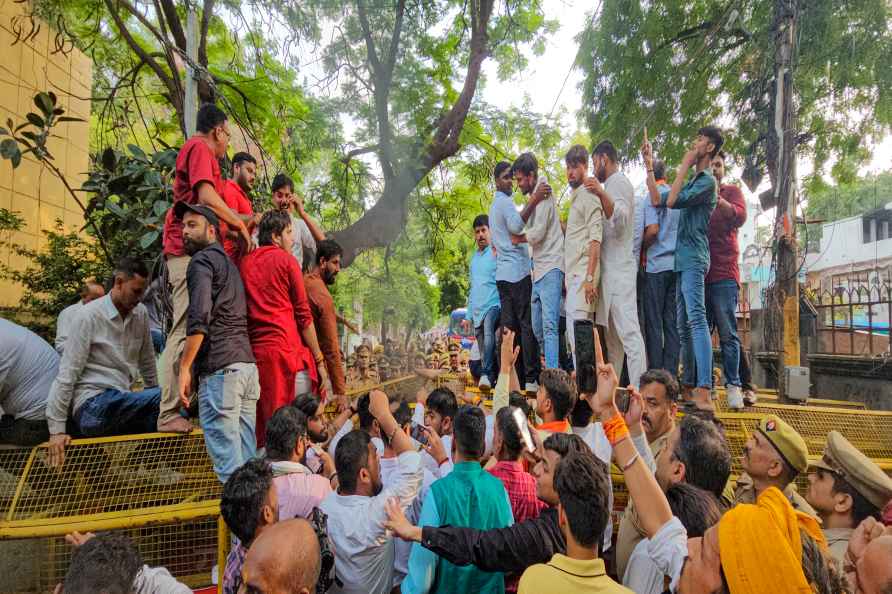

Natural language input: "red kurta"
[220,179,254,261]
[239,245,317,446]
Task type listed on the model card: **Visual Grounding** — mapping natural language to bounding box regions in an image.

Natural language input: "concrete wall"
[806,214,892,275]
[0,0,92,307]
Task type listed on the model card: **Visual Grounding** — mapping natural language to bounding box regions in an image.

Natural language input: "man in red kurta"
[239,211,329,447]
[158,104,255,434]
[220,152,258,262]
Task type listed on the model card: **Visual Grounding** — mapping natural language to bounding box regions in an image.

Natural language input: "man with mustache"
[305,240,348,409]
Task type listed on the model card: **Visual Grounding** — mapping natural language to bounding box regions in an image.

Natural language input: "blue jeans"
[474,306,501,383]
[644,270,679,375]
[706,280,742,387]
[74,387,161,437]
[531,268,564,370]
[198,362,260,484]
[676,269,712,389]
[150,329,166,355]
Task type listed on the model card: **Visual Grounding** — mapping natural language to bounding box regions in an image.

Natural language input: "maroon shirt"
[706,184,747,284]
[163,136,223,257]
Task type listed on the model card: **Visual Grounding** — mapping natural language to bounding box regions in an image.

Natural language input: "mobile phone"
[573,319,597,394]
[511,408,535,453]
[615,388,631,414]
[410,422,429,446]
[305,446,323,473]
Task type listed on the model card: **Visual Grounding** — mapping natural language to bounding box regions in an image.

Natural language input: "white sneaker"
[525,382,539,394]
[478,376,491,389]
[726,385,744,410]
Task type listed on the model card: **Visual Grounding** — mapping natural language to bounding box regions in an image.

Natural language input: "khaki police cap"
[811,430,892,510]
[758,415,809,475]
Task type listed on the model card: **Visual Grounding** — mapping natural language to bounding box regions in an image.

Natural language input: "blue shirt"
[644,182,681,274]
[466,245,500,327]
[662,171,717,273]
[488,191,531,283]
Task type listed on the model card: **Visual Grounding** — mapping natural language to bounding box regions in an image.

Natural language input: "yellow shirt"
[518,555,632,594]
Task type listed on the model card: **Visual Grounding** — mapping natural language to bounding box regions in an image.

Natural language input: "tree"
[805,171,892,223]
[305,0,554,265]
[577,0,891,189]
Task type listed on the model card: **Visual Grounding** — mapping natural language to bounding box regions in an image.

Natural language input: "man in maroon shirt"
[221,152,259,261]
[706,151,747,409]
[305,239,347,409]
[239,210,328,447]
[158,104,255,433]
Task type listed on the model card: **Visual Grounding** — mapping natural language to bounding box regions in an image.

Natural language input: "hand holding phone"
[410,422,429,446]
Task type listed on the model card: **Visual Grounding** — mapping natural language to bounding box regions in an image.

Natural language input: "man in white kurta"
[585,141,646,388]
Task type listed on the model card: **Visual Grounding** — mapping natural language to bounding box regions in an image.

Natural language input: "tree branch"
[157,0,187,50]
[198,0,215,67]
[340,144,380,163]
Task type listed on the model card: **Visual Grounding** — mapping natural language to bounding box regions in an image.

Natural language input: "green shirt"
[662,170,717,272]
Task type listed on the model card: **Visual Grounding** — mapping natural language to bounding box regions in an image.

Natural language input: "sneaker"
[478,376,491,390]
[743,389,757,406]
[525,382,539,394]
[726,385,744,410]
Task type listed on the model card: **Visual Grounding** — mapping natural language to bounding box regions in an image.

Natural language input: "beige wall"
[0,0,92,307]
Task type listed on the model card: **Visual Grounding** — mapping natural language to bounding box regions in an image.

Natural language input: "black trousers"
[497,277,540,386]
[0,415,49,446]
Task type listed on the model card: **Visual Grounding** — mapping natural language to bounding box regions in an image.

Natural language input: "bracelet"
[328,471,338,481]
[621,452,640,471]
[602,414,630,446]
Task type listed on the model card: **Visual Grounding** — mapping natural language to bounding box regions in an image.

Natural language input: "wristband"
[621,452,640,471]
[603,414,630,446]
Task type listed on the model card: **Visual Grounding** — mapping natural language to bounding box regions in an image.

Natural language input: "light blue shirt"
[488,191,531,283]
[644,183,680,274]
[402,486,513,594]
[466,245,500,327]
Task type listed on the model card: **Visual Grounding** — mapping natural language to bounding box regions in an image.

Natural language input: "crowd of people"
[2,102,892,594]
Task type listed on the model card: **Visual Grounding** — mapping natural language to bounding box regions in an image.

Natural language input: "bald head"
[241,518,320,594]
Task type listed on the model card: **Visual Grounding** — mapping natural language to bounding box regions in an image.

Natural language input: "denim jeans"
[644,270,679,375]
[198,362,260,483]
[73,387,161,437]
[676,269,713,389]
[150,329,166,355]
[531,268,564,370]
[706,280,742,386]
[474,305,501,383]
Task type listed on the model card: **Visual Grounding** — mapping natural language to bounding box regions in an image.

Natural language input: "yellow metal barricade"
[0,431,222,594]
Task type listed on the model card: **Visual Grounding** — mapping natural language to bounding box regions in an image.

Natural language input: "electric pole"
[184,3,199,136]
[768,0,800,400]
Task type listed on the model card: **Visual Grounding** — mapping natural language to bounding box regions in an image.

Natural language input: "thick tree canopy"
[578,0,891,190]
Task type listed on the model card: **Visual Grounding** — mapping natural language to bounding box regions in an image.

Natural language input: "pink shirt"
[270,461,333,520]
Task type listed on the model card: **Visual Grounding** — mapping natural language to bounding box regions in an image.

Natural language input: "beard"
[371,476,383,496]
[322,270,337,285]
[569,179,582,189]
[308,427,328,443]
[183,236,208,256]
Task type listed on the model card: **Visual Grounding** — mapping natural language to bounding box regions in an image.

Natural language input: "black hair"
[316,239,343,265]
[640,368,680,404]
[509,392,531,417]
[63,533,142,594]
[196,103,227,134]
[232,151,256,167]
[554,450,610,548]
[356,393,375,431]
[382,402,412,448]
[671,415,732,499]
[221,459,274,544]
[715,150,727,163]
[114,257,149,280]
[565,144,588,166]
[653,159,666,180]
[334,430,371,493]
[542,432,589,459]
[592,140,618,163]
[829,471,882,526]
[665,482,722,538]
[540,368,575,420]
[427,388,458,422]
[265,405,308,462]
[453,405,486,459]
[494,160,512,180]
[257,210,293,247]
[698,126,724,158]
[511,152,538,177]
[293,393,323,420]
[271,172,294,193]
[472,214,489,229]
[569,397,593,429]
[495,406,524,460]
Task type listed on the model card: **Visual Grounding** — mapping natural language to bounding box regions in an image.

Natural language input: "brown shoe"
[157,416,193,434]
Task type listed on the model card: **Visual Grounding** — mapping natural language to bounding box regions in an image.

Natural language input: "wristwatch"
[585,274,594,283]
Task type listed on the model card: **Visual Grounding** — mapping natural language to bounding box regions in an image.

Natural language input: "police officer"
[806,430,892,563]
[734,414,817,517]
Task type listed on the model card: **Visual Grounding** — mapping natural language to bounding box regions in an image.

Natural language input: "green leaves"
[0,138,21,168]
